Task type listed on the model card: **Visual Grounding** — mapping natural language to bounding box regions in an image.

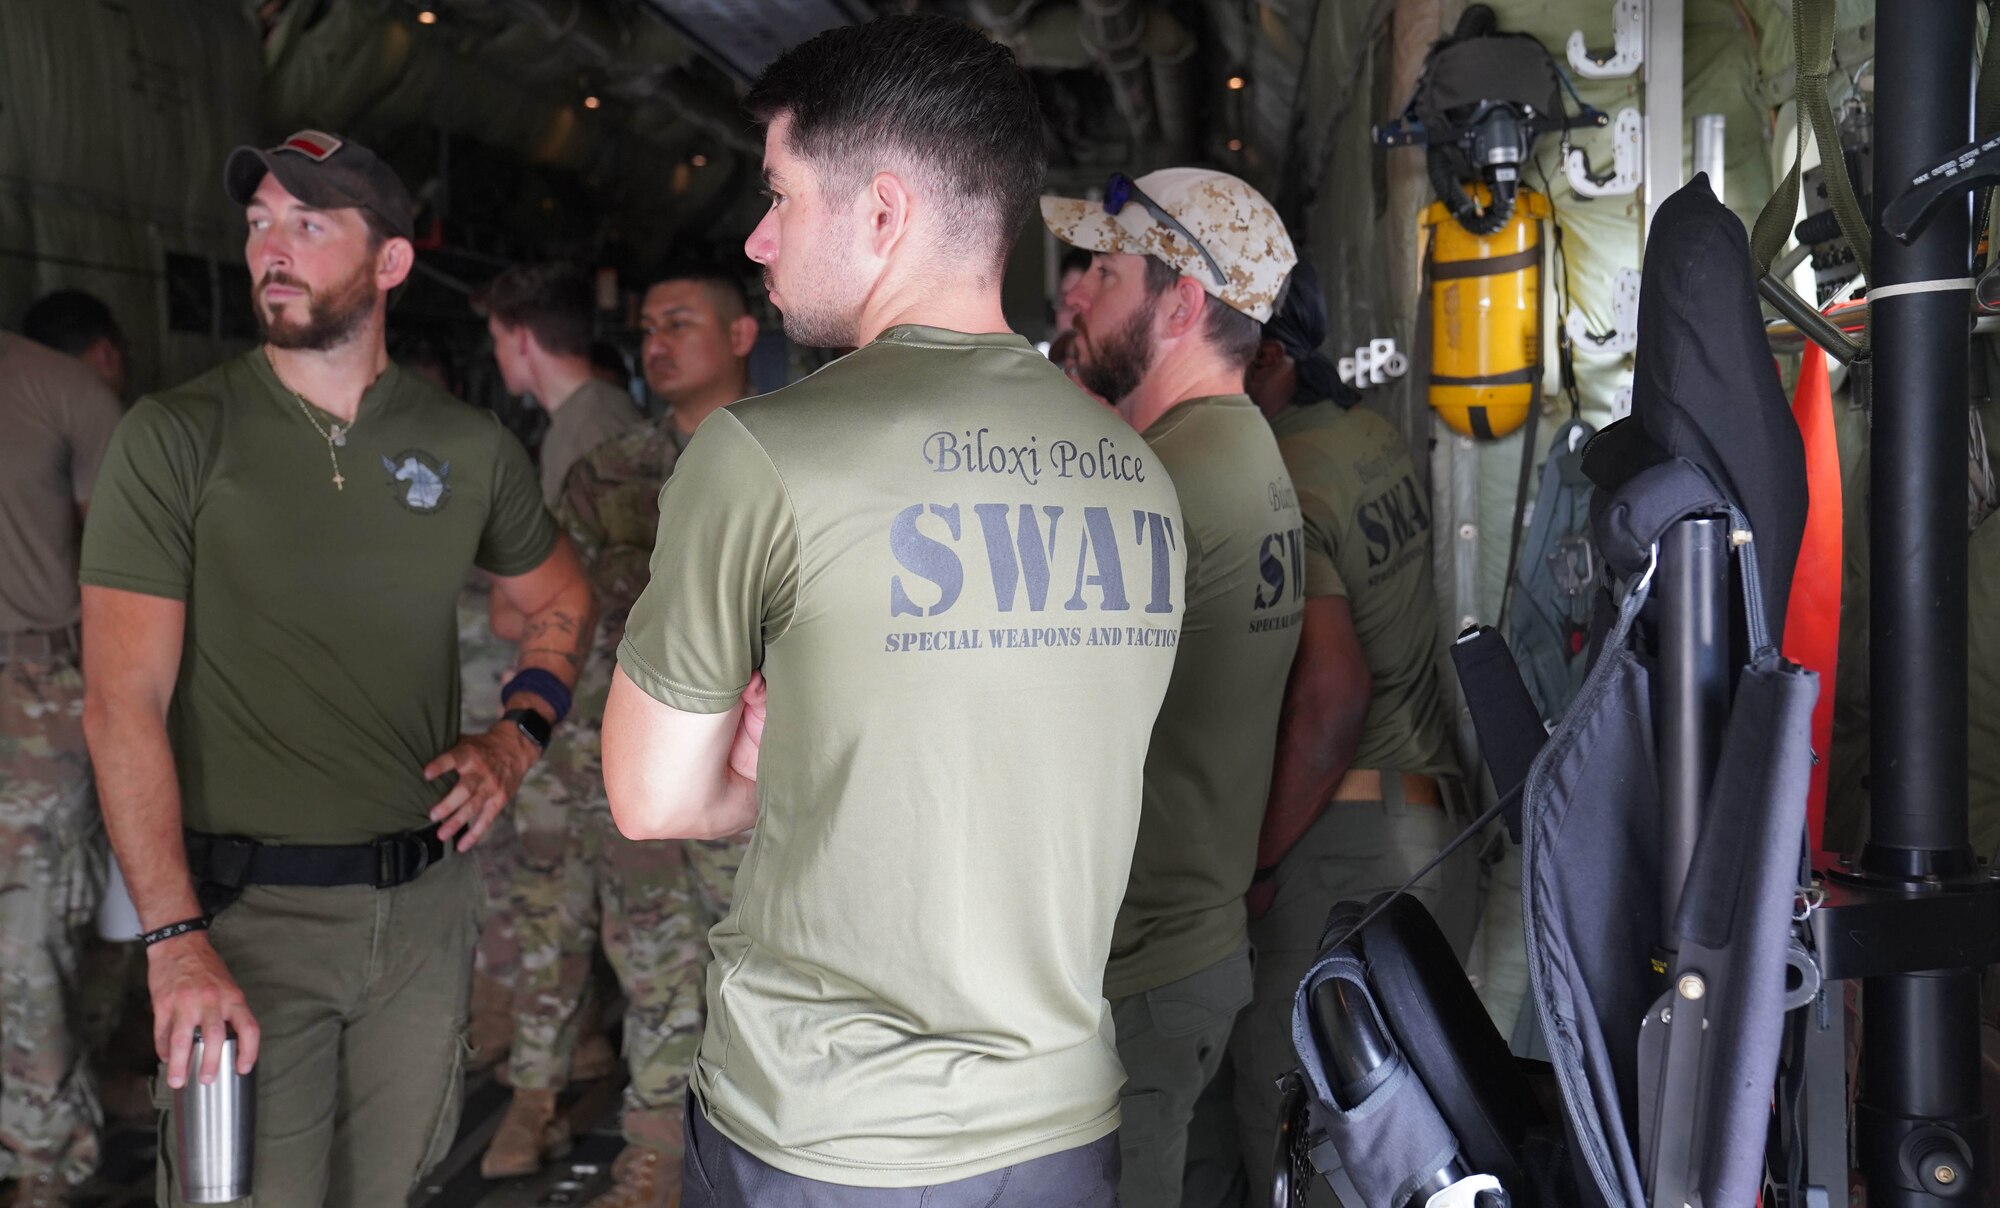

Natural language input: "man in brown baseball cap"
[81,130,592,1205]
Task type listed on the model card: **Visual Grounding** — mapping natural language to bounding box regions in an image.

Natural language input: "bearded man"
[1044,167,1305,1206]
[79,131,592,1207]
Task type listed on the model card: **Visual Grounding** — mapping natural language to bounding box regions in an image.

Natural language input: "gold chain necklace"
[265,348,354,490]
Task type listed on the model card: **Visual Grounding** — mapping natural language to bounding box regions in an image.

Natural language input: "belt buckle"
[199,835,258,889]
[374,833,430,888]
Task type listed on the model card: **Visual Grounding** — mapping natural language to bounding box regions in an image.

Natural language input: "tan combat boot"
[467,972,513,1072]
[583,1143,682,1208]
[2,1174,69,1208]
[479,1087,572,1179]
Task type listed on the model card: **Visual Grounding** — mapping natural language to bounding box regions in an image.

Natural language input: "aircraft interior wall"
[1,0,263,396]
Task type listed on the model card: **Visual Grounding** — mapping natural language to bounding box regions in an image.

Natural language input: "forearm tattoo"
[520,609,587,671]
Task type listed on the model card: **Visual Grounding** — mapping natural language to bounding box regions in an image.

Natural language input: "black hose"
[1429,149,1514,235]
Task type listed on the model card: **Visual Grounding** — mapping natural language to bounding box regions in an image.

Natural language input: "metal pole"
[1866,8,1975,871]
[1861,2,1983,1204]
[1692,113,1725,200]
[1656,517,1729,947]
[1642,0,1684,234]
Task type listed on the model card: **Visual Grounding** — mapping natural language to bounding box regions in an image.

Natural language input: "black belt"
[185,824,447,902]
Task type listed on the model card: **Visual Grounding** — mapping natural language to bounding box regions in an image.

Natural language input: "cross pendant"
[333,471,346,491]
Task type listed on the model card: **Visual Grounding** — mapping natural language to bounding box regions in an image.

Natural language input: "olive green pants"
[154,853,478,1207]
[1111,942,1255,1208]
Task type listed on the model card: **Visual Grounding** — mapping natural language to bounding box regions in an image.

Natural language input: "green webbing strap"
[1750,0,1871,287]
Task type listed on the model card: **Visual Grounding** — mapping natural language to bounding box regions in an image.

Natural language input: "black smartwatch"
[503,707,553,752]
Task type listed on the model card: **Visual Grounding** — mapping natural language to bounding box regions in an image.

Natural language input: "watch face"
[509,709,552,749]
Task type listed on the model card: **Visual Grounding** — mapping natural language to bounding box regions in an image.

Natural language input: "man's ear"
[728,312,760,358]
[1163,276,1210,339]
[863,171,914,261]
[1250,338,1285,371]
[376,236,415,291]
[495,319,531,363]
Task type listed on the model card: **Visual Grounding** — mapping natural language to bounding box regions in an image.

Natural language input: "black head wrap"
[1264,263,1357,407]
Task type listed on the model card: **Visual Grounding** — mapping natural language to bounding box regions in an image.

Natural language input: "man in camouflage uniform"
[1,331,123,1207]
[485,264,761,1207]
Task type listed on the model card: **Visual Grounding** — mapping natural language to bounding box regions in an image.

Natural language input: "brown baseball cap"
[224,130,417,243]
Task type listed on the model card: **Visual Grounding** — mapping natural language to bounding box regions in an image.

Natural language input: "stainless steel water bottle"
[173,1027,254,1203]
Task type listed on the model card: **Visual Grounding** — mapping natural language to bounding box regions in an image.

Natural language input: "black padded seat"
[1347,895,1547,1198]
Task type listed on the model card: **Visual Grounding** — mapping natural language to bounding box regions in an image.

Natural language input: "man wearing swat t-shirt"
[601,16,1183,1208]
[1045,168,1305,1206]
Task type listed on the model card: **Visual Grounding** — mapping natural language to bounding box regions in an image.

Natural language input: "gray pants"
[680,1092,1119,1206]
[1111,943,1255,1208]
[154,854,478,1207]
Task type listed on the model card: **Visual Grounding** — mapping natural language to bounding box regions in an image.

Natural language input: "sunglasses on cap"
[1103,173,1228,289]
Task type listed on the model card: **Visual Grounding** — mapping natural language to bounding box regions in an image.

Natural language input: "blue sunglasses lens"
[1104,176,1131,215]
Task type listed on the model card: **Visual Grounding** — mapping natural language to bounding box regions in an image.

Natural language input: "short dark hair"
[481,263,594,358]
[745,14,1046,272]
[22,290,123,357]
[1143,256,1260,369]
[646,258,752,320]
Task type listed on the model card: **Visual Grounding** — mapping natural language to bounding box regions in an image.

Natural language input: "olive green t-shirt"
[79,351,557,844]
[1269,402,1456,777]
[618,326,1185,1187]
[1106,394,1305,998]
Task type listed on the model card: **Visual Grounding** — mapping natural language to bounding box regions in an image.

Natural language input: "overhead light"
[1227,75,1246,90]
[691,154,709,168]
[583,95,601,110]
[1228,138,1244,152]
[417,8,437,23]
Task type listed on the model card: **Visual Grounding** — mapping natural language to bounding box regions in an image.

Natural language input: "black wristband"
[502,668,572,725]
[142,916,208,947]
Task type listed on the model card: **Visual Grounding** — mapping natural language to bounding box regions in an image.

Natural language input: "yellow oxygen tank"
[1422,186,1549,439]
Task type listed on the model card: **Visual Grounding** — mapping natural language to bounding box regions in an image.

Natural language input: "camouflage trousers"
[509,751,744,1152]
[459,575,523,992]
[473,806,522,987]
[0,653,105,1187]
